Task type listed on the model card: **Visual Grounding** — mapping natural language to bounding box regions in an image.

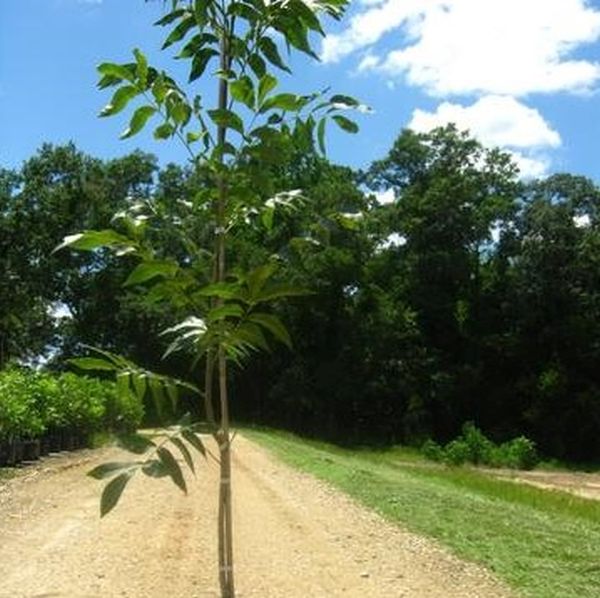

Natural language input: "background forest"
[2,124,599,463]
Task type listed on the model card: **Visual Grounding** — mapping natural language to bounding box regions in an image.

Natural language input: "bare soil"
[0,435,512,598]
[489,468,600,500]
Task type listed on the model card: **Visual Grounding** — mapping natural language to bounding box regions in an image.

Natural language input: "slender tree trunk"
[204,350,216,426]
[214,16,235,598]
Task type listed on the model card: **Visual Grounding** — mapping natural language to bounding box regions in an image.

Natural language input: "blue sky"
[2,0,600,182]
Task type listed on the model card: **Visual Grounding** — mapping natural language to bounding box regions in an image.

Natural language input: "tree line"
[2,124,599,462]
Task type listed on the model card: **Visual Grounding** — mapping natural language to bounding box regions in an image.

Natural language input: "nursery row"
[0,367,143,466]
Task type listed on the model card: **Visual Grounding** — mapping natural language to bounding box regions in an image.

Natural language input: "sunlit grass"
[245,427,600,598]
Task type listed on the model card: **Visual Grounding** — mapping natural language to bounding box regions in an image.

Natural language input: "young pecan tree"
[59,1,363,596]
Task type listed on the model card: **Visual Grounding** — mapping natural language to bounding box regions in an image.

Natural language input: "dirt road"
[0,435,512,597]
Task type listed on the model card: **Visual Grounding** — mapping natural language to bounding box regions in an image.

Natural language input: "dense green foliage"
[0,368,142,441]
[248,428,600,598]
[2,124,600,462]
[421,422,539,469]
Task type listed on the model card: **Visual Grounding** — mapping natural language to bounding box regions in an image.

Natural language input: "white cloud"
[508,152,551,179]
[322,0,425,64]
[374,188,395,204]
[574,214,591,227]
[377,232,407,250]
[408,96,561,149]
[324,0,600,97]
[407,95,560,177]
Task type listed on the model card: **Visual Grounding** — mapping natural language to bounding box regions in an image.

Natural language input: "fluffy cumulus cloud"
[324,0,600,97]
[408,96,560,177]
[408,96,561,149]
[323,0,600,176]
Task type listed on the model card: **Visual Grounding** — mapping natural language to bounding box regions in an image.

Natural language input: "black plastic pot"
[0,440,9,466]
[22,439,41,462]
[63,431,77,451]
[48,431,62,453]
[40,435,51,456]
[6,438,24,466]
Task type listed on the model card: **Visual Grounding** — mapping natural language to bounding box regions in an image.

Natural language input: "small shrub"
[444,439,471,466]
[499,436,539,470]
[60,373,109,433]
[0,367,143,442]
[420,422,540,471]
[421,439,444,462]
[102,381,144,433]
[461,422,496,465]
[0,368,45,440]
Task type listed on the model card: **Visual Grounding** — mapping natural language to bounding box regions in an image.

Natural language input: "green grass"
[245,427,600,598]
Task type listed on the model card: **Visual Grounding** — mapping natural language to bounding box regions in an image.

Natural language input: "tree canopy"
[2,125,600,462]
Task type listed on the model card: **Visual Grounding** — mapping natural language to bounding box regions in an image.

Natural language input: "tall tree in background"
[0,145,169,368]
[364,126,520,439]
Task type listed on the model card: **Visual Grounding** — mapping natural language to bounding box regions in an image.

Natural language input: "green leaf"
[85,346,133,369]
[260,93,305,113]
[68,357,117,372]
[231,322,269,352]
[124,260,178,287]
[248,313,292,349]
[117,433,155,455]
[152,75,168,103]
[132,373,147,401]
[258,37,290,73]
[165,382,178,412]
[154,8,186,26]
[120,106,157,139]
[186,130,206,144]
[88,462,135,480]
[99,85,138,117]
[170,437,195,473]
[181,429,206,456]
[207,109,244,135]
[116,372,132,401]
[177,33,218,59]
[133,48,148,88]
[157,447,187,493]
[261,207,274,230]
[162,15,196,49]
[228,2,259,21]
[189,48,219,82]
[97,62,135,83]
[277,19,317,59]
[290,0,324,35]
[149,377,166,421]
[100,471,134,517]
[248,54,266,78]
[317,118,326,155]
[230,76,255,110]
[258,74,278,106]
[207,304,244,322]
[246,263,277,297]
[330,94,360,108]
[193,0,209,26]
[142,459,168,478]
[332,114,359,134]
[197,282,243,300]
[54,230,135,253]
[267,113,283,125]
[252,283,311,304]
[154,123,175,140]
[170,100,191,126]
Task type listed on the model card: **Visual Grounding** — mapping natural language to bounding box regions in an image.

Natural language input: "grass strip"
[245,428,600,598]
